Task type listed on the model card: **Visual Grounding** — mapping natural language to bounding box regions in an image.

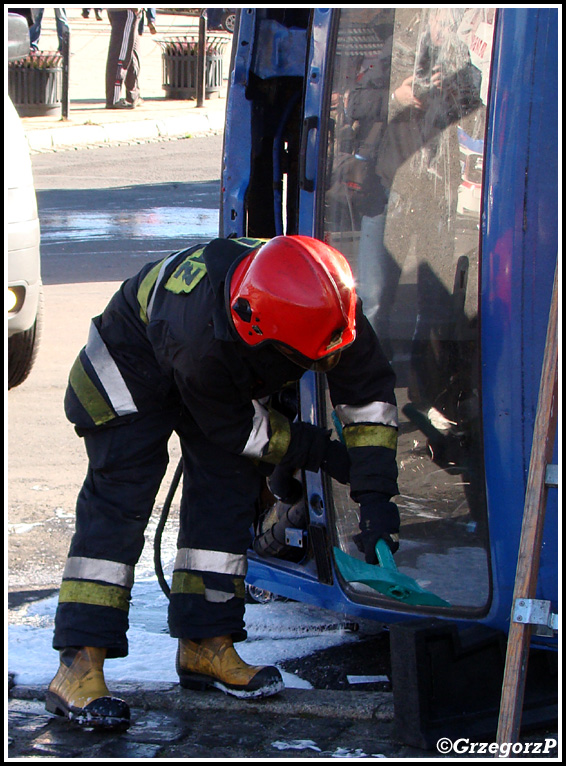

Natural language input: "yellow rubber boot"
[45,647,130,729]
[176,635,284,699]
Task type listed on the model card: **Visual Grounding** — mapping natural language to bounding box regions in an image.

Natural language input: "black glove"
[286,422,332,472]
[284,423,350,480]
[320,438,350,484]
[354,492,400,564]
[267,464,303,504]
[269,434,351,502]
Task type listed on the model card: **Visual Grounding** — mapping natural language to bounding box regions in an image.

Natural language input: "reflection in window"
[322,8,495,610]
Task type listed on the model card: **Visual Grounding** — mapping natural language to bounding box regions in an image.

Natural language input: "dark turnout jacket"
[65,237,399,499]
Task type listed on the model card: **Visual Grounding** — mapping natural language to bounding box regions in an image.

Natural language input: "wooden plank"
[496,264,558,745]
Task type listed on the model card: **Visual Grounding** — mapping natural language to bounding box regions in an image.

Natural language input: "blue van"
[218,7,558,655]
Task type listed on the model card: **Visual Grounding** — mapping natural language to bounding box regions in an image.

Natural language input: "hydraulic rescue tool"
[333,540,451,608]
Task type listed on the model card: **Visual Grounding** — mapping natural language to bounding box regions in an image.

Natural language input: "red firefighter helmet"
[227,235,357,364]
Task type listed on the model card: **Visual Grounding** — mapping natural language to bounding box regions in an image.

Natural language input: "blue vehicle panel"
[220,8,558,647]
[480,9,558,637]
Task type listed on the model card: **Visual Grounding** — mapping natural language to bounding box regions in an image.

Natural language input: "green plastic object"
[333,539,451,608]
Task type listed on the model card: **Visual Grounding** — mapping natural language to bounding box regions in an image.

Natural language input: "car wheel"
[8,287,43,389]
[222,11,236,33]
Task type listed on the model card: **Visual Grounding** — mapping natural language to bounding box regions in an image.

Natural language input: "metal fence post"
[61,25,70,119]
[197,12,207,107]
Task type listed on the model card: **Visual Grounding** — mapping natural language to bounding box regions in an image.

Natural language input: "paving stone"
[7,683,559,759]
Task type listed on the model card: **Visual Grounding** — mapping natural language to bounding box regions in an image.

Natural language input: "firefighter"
[46,235,400,729]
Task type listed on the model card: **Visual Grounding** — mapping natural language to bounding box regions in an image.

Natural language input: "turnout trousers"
[105,9,141,107]
[53,407,263,658]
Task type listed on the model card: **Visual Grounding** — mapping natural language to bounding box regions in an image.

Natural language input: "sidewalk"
[9,683,408,760]
[8,680,560,759]
[14,8,230,153]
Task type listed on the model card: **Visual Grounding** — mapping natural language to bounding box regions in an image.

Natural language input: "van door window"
[321,8,495,611]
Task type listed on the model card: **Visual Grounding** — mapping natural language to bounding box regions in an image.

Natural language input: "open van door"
[221,8,558,648]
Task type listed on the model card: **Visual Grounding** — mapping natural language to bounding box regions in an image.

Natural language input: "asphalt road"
[8,135,224,594]
[7,131,394,711]
[8,129,394,696]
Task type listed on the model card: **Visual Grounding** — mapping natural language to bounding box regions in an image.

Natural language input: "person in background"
[105,7,142,109]
[82,9,103,21]
[139,7,157,35]
[29,7,69,53]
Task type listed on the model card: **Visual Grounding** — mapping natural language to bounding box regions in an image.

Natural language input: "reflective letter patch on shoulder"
[138,241,266,324]
[137,247,200,325]
[165,247,207,295]
[234,237,268,248]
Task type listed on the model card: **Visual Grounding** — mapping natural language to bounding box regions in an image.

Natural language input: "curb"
[11,683,395,722]
[25,110,226,152]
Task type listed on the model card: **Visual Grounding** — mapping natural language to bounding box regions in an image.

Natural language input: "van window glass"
[321,8,495,610]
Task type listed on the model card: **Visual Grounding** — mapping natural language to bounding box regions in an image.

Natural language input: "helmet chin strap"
[310,353,342,372]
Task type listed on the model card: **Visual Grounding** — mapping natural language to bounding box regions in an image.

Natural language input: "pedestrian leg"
[54,8,70,53]
[124,32,142,106]
[105,9,140,108]
[29,8,44,51]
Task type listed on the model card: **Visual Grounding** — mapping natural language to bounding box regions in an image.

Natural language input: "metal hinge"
[285,527,306,549]
[513,598,559,636]
[545,464,558,487]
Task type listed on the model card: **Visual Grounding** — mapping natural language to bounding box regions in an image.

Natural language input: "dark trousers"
[53,407,262,658]
[105,9,141,106]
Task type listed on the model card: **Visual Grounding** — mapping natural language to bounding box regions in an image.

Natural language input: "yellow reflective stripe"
[262,407,292,465]
[171,571,205,595]
[69,356,116,426]
[165,247,207,294]
[59,580,130,611]
[343,424,398,451]
[137,260,164,324]
[171,572,245,600]
[240,400,292,464]
[233,577,246,600]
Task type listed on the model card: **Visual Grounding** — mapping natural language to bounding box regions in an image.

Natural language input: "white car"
[7,13,42,389]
